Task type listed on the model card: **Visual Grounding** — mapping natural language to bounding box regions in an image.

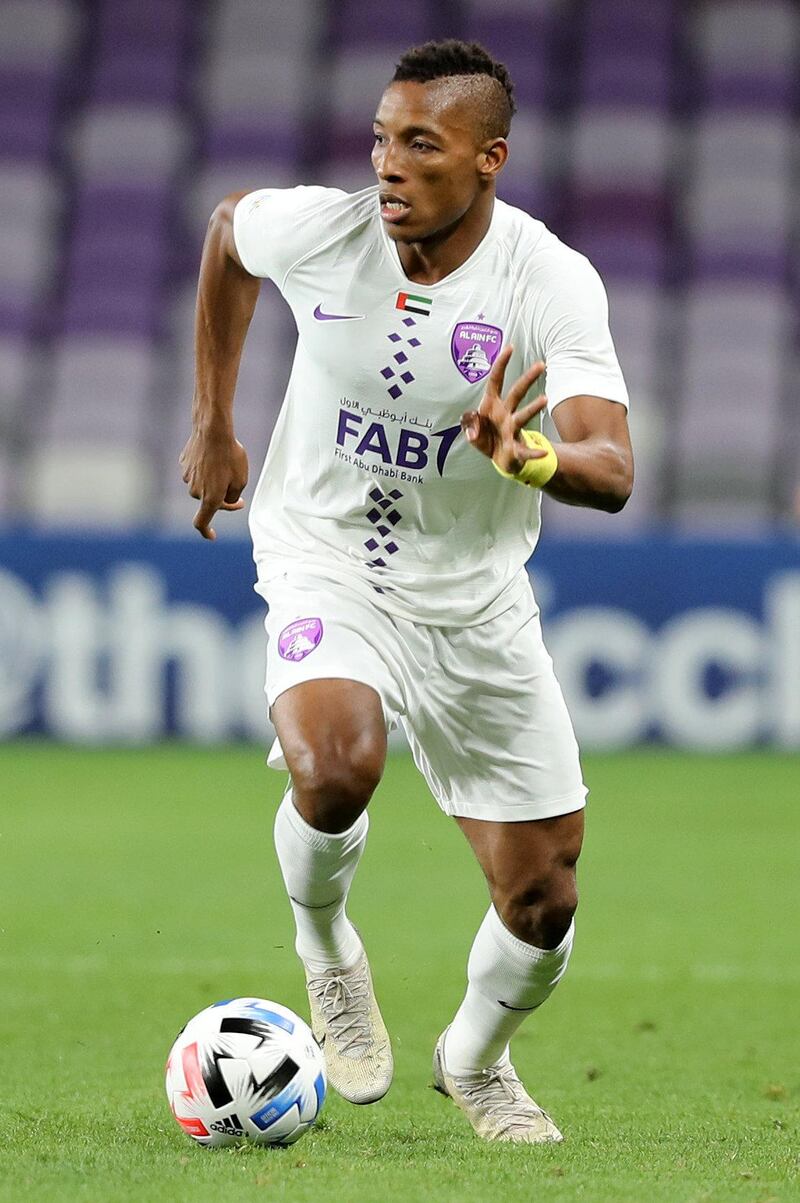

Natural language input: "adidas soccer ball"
[165,997,326,1147]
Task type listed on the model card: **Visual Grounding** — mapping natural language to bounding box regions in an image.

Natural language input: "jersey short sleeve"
[532,247,629,413]
[233,186,347,286]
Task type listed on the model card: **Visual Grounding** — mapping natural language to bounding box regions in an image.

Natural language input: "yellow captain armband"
[492,429,559,489]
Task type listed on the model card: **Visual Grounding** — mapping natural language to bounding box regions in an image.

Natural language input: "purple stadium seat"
[693,0,799,111]
[675,280,787,503]
[214,0,323,55]
[94,0,192,47]
[90,53,185,106]
[28,441,156,527]
[70,105,189,183]
[579,55,673,108]
[71,182,171,236]
[0,294,43,339]
[571,110,671,192]
[0,66,63,158]
[327,0,436,48]
[60,283,163,338]
[203,120,302,166]
[0,0,80,68]
[0,334,30,413]
[47,337,155,438]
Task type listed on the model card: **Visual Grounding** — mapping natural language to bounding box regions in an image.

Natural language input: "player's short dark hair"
[392,40,516,139]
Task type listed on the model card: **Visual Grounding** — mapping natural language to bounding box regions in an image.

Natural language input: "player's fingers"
[505,360,545,411]
[513,392,548,431]
[193,496,221,540]
[224,481,244,504]
[220,499,245,512]
[517,442,548,461]
[482,343,513,403]
[461,410,496,456]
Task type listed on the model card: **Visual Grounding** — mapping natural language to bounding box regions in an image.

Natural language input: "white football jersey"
[233,185,628,626]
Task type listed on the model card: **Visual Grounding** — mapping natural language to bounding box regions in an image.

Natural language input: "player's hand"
[179,428,249,540]
[461,346,549,475]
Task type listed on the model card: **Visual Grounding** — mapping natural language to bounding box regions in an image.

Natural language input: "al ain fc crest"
[451,321,504,383]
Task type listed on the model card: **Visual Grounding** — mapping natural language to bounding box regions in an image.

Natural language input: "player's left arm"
[544,393,633,512]
[462,346,633,513]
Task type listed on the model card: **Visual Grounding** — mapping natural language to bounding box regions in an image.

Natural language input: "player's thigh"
[404,592,587,822]
[260,571,406,823]
[271,678,388,801]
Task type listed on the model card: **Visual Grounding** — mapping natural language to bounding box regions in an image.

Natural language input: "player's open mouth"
[379,195,411,223]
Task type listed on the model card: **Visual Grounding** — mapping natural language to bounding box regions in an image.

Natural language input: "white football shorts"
[257,568,587,823]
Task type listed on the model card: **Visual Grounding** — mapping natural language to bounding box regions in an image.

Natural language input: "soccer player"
[181,40,632,1143]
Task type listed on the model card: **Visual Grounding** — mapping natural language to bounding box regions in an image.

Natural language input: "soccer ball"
[165,997,326,1147]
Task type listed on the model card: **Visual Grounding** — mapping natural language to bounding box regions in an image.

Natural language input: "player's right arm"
[180,192,259,540]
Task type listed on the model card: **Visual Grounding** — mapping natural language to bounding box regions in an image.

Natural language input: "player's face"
[372,81,499,243]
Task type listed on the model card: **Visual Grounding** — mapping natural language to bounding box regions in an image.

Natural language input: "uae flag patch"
[395,291,433,316]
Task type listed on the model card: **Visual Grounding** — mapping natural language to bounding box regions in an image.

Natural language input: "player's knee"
[290,733,384,832]
[494,874,578,950]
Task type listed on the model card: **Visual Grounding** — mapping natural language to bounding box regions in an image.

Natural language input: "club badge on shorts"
[451,322,503,383]
[278,618,324,662]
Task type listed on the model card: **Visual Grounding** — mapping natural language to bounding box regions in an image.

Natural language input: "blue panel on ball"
[250,1083,302,1131]
[211,998,234,1007]
[313,1071,325,1113]
[241,1004,295,1033]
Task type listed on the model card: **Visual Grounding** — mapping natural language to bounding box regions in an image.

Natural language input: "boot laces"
[307,961,373,1056]
[457,1062,545,1132]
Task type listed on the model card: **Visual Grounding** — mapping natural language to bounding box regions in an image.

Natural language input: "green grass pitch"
[1,744,797,1202]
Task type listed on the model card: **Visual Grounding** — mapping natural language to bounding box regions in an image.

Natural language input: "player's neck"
[395,194,495,285]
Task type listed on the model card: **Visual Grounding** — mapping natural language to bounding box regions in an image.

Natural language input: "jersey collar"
[376,190,499,290]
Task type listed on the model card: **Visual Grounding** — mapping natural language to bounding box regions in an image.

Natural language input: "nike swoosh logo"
[498,1001,542,1012]
[313,303,364,322]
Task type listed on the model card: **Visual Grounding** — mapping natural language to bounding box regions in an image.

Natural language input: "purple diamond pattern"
[363,487,404,573]
[379,318,424,399]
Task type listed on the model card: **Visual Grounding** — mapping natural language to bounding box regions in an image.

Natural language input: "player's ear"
[478,138,508,180]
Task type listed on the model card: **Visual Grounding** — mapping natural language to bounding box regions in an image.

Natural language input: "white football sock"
[273,791,367,974]
[444,905,574,1075]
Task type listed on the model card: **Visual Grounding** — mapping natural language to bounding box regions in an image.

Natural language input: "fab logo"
[336,409,461,476]
[451,322,503,383]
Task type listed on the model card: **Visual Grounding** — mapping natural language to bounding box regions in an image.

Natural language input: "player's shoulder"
[234,184,379,283]
[237,183,376,237]
[493,199,603,295]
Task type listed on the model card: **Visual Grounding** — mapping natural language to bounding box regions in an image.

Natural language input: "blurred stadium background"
[0,0,798,748]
